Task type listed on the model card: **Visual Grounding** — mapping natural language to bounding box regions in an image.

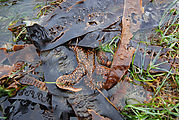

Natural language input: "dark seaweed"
[27,0,123,51]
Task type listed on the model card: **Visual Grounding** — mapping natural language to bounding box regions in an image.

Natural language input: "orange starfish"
[56,46,110,92]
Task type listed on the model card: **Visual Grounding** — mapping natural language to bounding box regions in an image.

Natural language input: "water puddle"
[0,0,44,46]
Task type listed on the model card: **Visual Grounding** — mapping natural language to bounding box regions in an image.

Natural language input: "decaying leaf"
[0,59,43,97]
[0,65,13,80]
[8,19,26,34]
[12,45,25,51]
[0,48,8,64]
[0,61,27,96]
[104,0,144,89]
[8,45,40,65]
[88,109,111,120]
[7,80,20,89]
[0,61,25,80]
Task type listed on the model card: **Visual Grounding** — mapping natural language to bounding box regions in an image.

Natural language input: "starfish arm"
[56,63,86,92]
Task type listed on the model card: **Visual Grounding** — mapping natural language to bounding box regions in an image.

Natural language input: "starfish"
[56,46,111,92]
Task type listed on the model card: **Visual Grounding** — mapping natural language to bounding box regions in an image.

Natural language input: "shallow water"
[0,0,44,46]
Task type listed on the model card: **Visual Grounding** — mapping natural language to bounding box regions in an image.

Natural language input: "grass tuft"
[99,36,120,54]
[122,1,179,119]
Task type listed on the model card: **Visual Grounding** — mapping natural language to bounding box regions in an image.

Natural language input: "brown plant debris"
[104,0,144,89]
[88,109,111,120]
[8,45,40,65]
[12,45,25,51]
[0,48,8,64]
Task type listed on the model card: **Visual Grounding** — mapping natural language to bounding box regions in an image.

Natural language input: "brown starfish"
[56,46,110,92]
